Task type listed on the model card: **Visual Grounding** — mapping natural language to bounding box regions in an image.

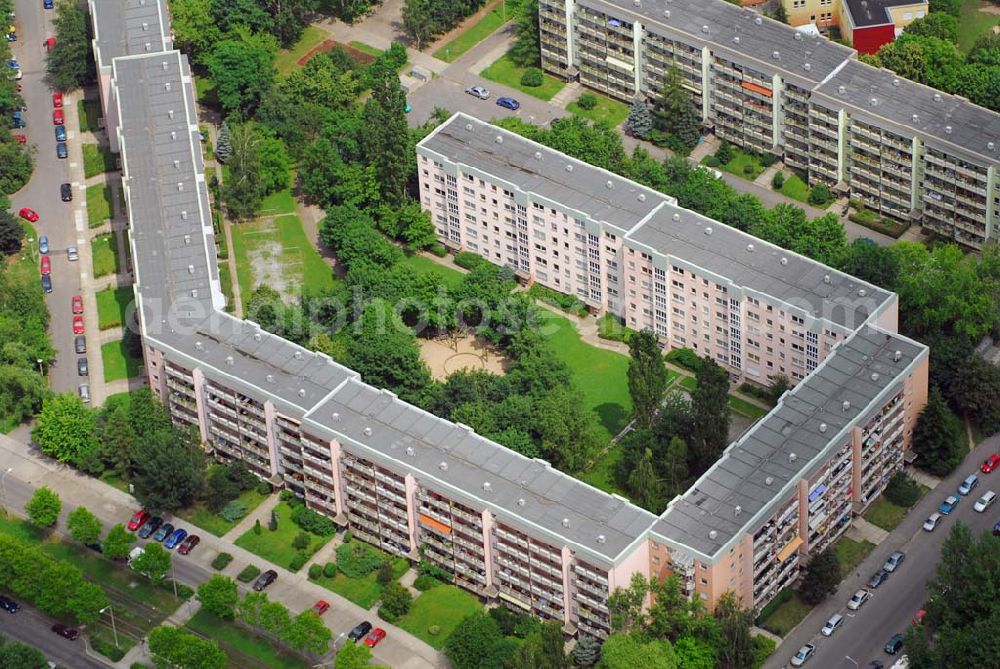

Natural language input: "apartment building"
[537,0,1000,249]
[96,0,927,632]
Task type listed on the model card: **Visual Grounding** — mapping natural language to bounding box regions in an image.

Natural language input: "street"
[0,599,107,669]
[765,433,1000,669]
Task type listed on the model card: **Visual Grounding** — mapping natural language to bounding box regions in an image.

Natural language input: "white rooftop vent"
[173,159,180,168]
[168,109,175,119]
[363,426,372,437]
[566,164,573,172]
[495,135,503,144]
[733,36,739,44]
[534,151,541,160]
[746,243,754,252]
[143,22,149,31]
[225,355,234,366]
[765,476,774,485]
[183,234,191,244]
[755,16,762,24]
[638,193,646,202]
[871,372,880,382]
[331,412,340,421]
[294,351,303,360]
[780,257,788,265]
[794,32,803,41]
[144,42,151,51]
[672,212,680,222]
[439,461,448,472]
[823,274,831,284]
[597,534,606,544]
[664,9,671,18]
[405,447,415,457]
[561,517,571,528]
[194,341,203,351]
[772,50,780,60]
[734,505,742,517]
[842,400,851,411]
[187,264,195,274]
[819,422,827,433]
[253,333,262,342]
[516,497,526,506]
[170,131,177,140]
[606,180,614,189]
[892,78,900,87]
[705,227,712,235]
[870,97,878,107]
[858,288,867,297]
[838,85,846,95]
[893,350,902,362]
[803,63,811,72]
[298,388,306,398]
[702,25,709,34]
[933,93,942,102]
[164,82,170,92]
[988,141,996,151]
[181,210,188,220]
[789,452,797,463]
[709,530,718,540]
[634,0,640,6]
[191,288,198,298]
[176,181,183,191]
[483,481,492,492]
[266,374,274,383]
[945,125,952,134]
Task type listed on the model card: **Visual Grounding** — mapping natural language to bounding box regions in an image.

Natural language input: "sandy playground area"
[419,335,508,381]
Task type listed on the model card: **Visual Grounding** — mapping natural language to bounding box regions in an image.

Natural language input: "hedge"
[665,347,703,373]
[211,552,234,570]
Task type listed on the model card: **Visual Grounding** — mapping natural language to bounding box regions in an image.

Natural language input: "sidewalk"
[221,493,281,542]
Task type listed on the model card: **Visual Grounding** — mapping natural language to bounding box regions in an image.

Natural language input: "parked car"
[43,36,55,50]
[0,595,18,614]
[13,133,25,142]
[52,91,62,108]
[137,516,162,539]
[253,569,278,592]
[982,454,1000,474]
[56,142,67,159]
[40,255,50,275]
[38,234,48,253]
[820,612,844,636]
[884,633,904,655]
[958,474,979,496]
[78,383,90,403]
[74,335,86,354]
[76,357,87,376]
[923,513,942,531]
[152,522,174,542]
[868,569,889,589]
[10,112,23,125]
[52,109,63,125]
[912,609,926,625]
[465,85,490,99]
[51,624,79,641]
[66,245,78,261]
[60,182,72,201]
[973,490,996,512]
[939,495,960,514]
[311,600,330,616]
[71,294,83,314]
[790,643,816,667]
[496,96,520,110]
[164,528,188,549]
[19,207,38,222]
[72,315,84,334]
[54,124,66,141]
[847,589,872,610]
[177,534,200,555]
[994,520,1000,536]
[41,274,51,293]
[883,550,905,573]
[348,621,372,642]
[44,0,54,9]
[127,509,150,531]
[363,628,386,648]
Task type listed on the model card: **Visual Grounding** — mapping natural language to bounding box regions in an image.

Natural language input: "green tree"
[222,122,265,218]
[628,330,669,428]
[346,300,432,405]
[362,64,411,205]
[257,128,292,195]
[904,13,959,42]
[653,67,701,154]
[912,386,966,476]
[168,0,222,61]
[98,404,137,477]
[0,638,49,668]
[572,634,602,667]
[626,97,653,140]
[798,548,840,604]
[102,523,133,560]
[929,0,961,16]
[215,121,233,163]
[66,506,102,545]
[149,626,227,669]
[379,581,413,619]
[336,642,381,669]
[32,392,100,468]
[884,471,921,507]
[197,575,239,620]
[132,427,205,512]
[538,619,569,669]
[966,33,1000,66]
[949,355,1000,434]
[0,209,23,253]
[47,0,90,91]
[837,238,899,289]
[672,636,717,669]
[690,357,730,471]
[600,634,678,669]
[444,611,517,669]
[133,542,172,582]
[284,609,332,655]
[205,30,277,117]
[714,592,755,669]
[25,487,61,528]
[807,182,832,206]
[608,573,648,632]
[510,0,541,67]
[402,0,438,49]
[627,448,664,511]
[662,436,689,493]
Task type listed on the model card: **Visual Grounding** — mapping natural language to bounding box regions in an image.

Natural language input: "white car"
[67,245,78,261]
[790,643,815,667]
[464,85,490,100]
[973,490,996,512]
[820,612,844,636]
[923,512,942,532]
[883,550,905,573]
[847,589,871,610]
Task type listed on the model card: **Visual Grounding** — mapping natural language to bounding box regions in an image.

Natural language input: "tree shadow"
[594,402,628,437]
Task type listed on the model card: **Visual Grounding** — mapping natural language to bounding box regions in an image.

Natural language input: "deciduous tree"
[32,392,100,468]
[0,209,23,253]
[510,0,541,67]
[25,487,61,528]
[628,329,669,428]
[690,357,730,471]
[361,64,411,205]
[798,548,840,604]
[148,626,227,669]
[102,523,133,560]
[67,506,102,545]
[0,638,48,668]
[132,427,205,513]
[284,609,332,655]
[912,386,966,476]
[132,542,172,582]
[197,575,239,620]
[47,0,90,91]
[205,30,277,117]
[600,634,678,669]
[444,611,516,669]
[627,448,663,511]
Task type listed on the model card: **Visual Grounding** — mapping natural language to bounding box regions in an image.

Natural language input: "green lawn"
[958,0,999,53]
[176,489,269,538]
[82,143,117,178]
[86,184,114,228]
[102,339,142,382]
[218,263,234,313]
[567,94,630,127]
[862,498,908,532]
[779,173,810,203]
[833,536,876,579]
[230,214,336,311]
[481,54,566,101]
[258,187,297,216]
[310,556,409,609]
[397,584,483,649]
[349,41,383,59]
[759,591,811,636]
[96,286,133,330]
[275,25,329,74]
[194,75,219,108]
[91,233,120,278]
[186,609,307,669]
[676,375,769,419]
[234,501,327,570]
[434,6,509,63]
[399,253,465,290]
[714,150,765,181]
[77,98,101,134]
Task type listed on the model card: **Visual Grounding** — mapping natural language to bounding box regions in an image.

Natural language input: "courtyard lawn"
[758,590,811,636]
[83,143,117,178]
[349,41,383,59]
[833,536,876,579]
[481,54,566,101]
[230,214,336,312]
[91,233,120,278]
[218,263,234,313]
[310,556,409,609]
[399,253,465,290]
[275,25,329,74]
[677,375,769,419]
[259,187,297,216]
[186,609,307,669]
[194,75,218,108]
[102,339,142,381]
[863,498,908,532]
[434,5,510,63]
[77,98,101,134]
[958,0,999,53]
[234,501,327,570]
[779,173,810,203]
[86,184,114,228]
[538,310,632,441]
[567,94,630,127]
[397,584,484,649]
[96,286,133,330]
[176,489,269,538]
[714,150,766,181]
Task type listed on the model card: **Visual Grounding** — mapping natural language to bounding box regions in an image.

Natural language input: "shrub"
[808,182,832,206]
[759,152,777,168]
[378,606,399,622]
[289,552,309,572]
[703,155,721,167]
[739,382,772,403]
[220,500,247,523]
[743,164,755,176]
[413,574,441,591]
[454,251,484,270]
[323,562,337,578]
[253,519,262,535]
[131,664,151,669]
[336,541,386,578]
[268,510,278,531]
[755,586,793,624]
[342,530,353,543]
[279,489,299,504]
[172,583,195,600]
[256,481,271,495]
[379,581,412,618]
[772,171,785,189]
[291,505,338,537]
[427,625,441,636]
[715,141,734,164]
[520,67,543,87]
[236,565,261,583]
[752,635,777,669]
[417,558,454,583]
[376,560,394,585]
[884,472,921,507]
[308,564,323,579]
[577,92,598,110]
[211,552,233,570]
[665,347,703,373]
[527,283,588,317]
[384,41,408,70]
[429,242,448,257]
[292,531,310,550]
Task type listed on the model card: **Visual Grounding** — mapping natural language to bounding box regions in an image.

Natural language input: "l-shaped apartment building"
[537,0,1000,250]
[91,0,927,639]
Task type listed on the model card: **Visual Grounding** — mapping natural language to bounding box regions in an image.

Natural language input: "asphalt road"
[0,600,106,669]
[9,0,89,396]
[766,433,1000,669]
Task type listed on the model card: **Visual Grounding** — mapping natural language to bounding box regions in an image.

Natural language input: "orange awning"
[418,513,451,534]
[777,536,803,562]
[742,81,773,97]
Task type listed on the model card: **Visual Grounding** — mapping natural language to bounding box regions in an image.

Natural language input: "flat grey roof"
[652,327,926,558]
[815,60,1000,164]
[90,0,171,69]
[304,379,658,564]
[581,0,854,87]
[842,0,913,27]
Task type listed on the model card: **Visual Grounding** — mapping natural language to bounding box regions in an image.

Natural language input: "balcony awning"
[777,536,804,562]
[742,81,773,97]
[418,513,451,534]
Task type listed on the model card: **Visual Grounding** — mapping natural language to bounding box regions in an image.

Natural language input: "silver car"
[465,85,490,100]
[883,550,905,573]
[67,245,78,261]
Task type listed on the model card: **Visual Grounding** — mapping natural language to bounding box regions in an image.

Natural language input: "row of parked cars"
[923,457,999,532]
[127,509,201,554]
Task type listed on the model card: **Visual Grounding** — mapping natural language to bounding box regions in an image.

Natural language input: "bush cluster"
[527,283,589,317]
[335,541,386,579]
[236,564,261,583]
[665,347,703,373]
[884,472,921,507]
[576,92,598,110]
[290,505,338,537]
[454,251,485,270]
[520,67,543,87]
[211,552,233,570]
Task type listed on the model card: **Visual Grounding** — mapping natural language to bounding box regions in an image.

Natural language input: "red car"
[52,91,62,108]
[981,454,1000,474]
[363,628,386,648]
[44,37,55,51]
[71,294,83,314]
[53,109,64,125]
[51,624,79,640]
[127,509,150,531]
[40,255,51,275]
[311,600,330,616]
[18,207,38,222]
[14,133,25,143]
[72,315,84,335]
[177,534,200,555]
[913,609,926,625]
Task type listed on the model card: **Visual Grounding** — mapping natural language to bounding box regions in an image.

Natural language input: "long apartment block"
[537,0,1000,249]
[93,0,927,633]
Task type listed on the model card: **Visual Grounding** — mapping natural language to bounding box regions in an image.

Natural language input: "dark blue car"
[164,528,187,550]
[496,96,520,111]
[41,274,52,293]
[55,125,66,141]
[56,142,67,159]
[44,0,54,9]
